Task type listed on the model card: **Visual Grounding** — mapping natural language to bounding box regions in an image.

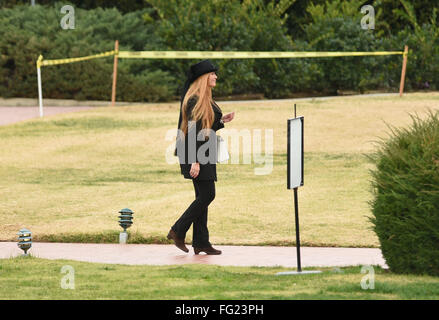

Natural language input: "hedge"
[0,0,437,102]
[369,111,439,276]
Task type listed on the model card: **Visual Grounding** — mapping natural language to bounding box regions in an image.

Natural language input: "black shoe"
[167,229,189,253]
[194,246,222,255]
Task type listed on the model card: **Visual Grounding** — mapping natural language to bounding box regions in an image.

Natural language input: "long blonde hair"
[179,73,214,139]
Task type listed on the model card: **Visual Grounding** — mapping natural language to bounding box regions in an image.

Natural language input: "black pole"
[294,187,302,272]
[294,103,297,118]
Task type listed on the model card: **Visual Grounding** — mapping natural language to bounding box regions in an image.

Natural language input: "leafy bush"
[369,0,438,35]
[368,111,439,276]
[141,0,299,98]
[0,3,174,102]
[302,0,401,94]
[390,2,439,90]
[0,0,438,101]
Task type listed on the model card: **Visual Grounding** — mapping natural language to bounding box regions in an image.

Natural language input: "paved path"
[0,242,387,269]
[0,106,94,126]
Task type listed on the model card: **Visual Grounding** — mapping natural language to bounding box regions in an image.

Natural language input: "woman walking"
[168,60,235,255]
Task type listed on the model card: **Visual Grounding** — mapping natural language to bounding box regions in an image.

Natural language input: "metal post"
[294,187,302,272]
[36,55,44,118]
[111,40,119,106]
[399,45,408,97]
[276,185,322,275]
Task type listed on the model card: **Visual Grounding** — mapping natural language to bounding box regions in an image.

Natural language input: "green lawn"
[1,257,439,300]
[1,92,439,247]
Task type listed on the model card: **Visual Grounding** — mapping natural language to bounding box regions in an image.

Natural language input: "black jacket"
[175,96,224,181]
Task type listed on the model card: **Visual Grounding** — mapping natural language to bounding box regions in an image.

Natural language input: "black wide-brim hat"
[180,59,218,104]
[187,59,218,84]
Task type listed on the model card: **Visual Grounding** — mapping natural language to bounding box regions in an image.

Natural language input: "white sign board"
[287,117,304,189]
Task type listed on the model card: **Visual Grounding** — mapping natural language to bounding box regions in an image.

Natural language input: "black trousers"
[172,179,216,248]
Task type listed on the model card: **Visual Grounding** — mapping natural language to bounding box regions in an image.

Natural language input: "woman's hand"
[221,112,235,123]
[190,162,200,178]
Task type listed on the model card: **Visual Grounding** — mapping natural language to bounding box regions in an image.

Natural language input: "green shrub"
[0,3,170,102]
[302,0,401,94]
[141,0,298,98]
[390,2,439,90]
[1,0,438,101]
[368,111,439,276]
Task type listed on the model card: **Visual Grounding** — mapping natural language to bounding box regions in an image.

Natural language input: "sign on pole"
[277,106,321,276]
[287,116,304,189]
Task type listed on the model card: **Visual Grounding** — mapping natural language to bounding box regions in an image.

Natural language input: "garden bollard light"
[17,228,32,255]
[118,208,134,244]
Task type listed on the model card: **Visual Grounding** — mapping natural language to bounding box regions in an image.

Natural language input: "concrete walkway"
[0,106,94,126]
[0,242,387,269]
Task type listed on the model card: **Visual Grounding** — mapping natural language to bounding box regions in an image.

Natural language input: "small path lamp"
[118,208,134,244]
[17,228,32,256]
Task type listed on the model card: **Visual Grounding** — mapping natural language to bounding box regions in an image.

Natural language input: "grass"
[1,256,439,300]
[1,92,439,247]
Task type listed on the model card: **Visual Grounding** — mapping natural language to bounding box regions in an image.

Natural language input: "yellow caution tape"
[118,50,405,59]
[36,55,43,68]
[37,49,405,67]
[38,50,116,68]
